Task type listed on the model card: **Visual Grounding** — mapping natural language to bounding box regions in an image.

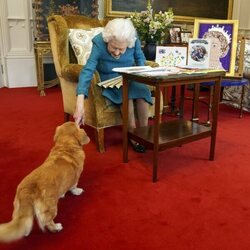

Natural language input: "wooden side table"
[121,70,225,182]
[34,41,59,96]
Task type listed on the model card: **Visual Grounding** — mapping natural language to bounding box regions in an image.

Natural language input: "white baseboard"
[6,57,37,88]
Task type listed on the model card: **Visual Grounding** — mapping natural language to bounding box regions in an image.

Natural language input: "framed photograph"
[187,38,211,68]
[155,44,188,67]
[32,0,99,41]
[180,31,192,44]
[193,19,239,77]
[105,0,233,22]
[169,26,182,44]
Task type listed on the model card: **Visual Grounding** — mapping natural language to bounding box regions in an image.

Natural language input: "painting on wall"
[105,0,234,22]
[33,0,99,41]
[193,19,239,77]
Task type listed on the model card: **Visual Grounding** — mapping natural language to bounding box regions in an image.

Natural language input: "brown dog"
[0,122,90,243]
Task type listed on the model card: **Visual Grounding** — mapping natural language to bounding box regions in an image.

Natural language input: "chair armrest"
[62,64,82,82]
[61,64,101,83]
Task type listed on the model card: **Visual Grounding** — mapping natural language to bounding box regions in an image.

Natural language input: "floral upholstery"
[68,27,104,65]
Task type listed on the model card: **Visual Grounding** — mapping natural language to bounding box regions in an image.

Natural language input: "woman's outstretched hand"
[74,94,85,126]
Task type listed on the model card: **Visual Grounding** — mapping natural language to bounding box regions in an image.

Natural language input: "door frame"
[0,0,7,87]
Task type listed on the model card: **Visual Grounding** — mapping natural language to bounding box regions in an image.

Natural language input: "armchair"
[47,15,161,153]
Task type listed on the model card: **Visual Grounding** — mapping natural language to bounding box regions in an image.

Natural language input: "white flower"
[130,1,174,43]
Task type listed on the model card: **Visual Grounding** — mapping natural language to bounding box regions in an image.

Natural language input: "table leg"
[170,86,176,113]
[192,83,200,121]
[122,77,129,163]
[163,86,169,113]
[152,85,161,182]
[179,85,185,119]
[209,78,221,160]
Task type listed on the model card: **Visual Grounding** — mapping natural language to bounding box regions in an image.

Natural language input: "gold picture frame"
[193,19,239,77]
[105,0,234,23]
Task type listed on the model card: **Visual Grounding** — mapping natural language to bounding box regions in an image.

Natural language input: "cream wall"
[0,0,249,88]
[233,0,250,29]
[0,0,36,88]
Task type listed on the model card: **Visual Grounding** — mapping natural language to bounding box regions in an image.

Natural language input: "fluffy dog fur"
[0,122,90,243]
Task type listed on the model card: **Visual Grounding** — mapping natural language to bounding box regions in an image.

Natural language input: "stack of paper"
[112,66,182,76]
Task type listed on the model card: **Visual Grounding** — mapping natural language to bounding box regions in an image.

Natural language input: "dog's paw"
[60,193,65,198]
[47,222,63,233]
[54,223,63,232]
[70,187,84,195]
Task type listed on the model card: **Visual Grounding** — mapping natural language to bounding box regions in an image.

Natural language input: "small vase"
[143,42,157,61]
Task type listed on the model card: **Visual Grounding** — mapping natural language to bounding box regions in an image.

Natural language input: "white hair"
[102,18,136,48]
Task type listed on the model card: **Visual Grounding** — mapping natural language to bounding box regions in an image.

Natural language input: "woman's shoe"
[129,140,145,153]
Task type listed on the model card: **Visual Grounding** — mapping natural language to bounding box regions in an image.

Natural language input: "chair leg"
[239,85,245,118]
[95,128,105,153]
[64,112,70,122]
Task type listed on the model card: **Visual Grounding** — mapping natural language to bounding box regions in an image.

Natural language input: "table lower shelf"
[128,119,211,151]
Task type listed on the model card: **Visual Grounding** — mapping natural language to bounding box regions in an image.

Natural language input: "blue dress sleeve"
[77,42,101,97]
[134,38,146,66]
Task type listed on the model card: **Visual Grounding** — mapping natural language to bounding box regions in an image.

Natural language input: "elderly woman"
[74,18,152,153]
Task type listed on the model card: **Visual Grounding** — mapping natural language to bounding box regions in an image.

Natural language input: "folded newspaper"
[112,66,152,73]
[112,66,172,73]
[97,76,123,89]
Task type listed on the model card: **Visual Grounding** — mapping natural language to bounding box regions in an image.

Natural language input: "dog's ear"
[53,125,61,142]
[82,133,90,145]
[75,129,90,146]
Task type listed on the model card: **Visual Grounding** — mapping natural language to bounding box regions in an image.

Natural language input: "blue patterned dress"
[77,33,152,105]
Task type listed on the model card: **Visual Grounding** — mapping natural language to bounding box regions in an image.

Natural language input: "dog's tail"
[0,198,34,243]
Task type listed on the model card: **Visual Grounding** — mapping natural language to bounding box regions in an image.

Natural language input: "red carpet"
[0,86,250,249]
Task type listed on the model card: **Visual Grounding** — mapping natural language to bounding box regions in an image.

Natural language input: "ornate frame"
[105,0,234,22]
[193,19,239,77]
[33,0,99,41]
